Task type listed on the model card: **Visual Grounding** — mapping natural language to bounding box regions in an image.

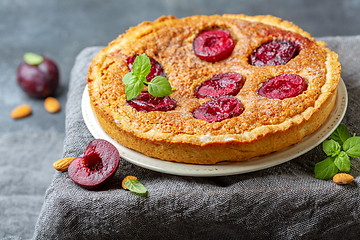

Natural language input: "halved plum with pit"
[250,40,300,66]
[193,29,235,62]
[68,139,120,189]
[126,55,166,82]
[257,73,307,100]
[193,96,244,122]
[194,72,244,98]
[127,92,176,112]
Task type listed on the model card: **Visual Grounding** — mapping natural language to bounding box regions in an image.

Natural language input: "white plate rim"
[82,78,348,177]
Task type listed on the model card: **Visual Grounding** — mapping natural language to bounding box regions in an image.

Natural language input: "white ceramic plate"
[82,79,348,177]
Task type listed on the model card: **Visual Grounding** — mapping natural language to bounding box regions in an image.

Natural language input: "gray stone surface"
[0,0,360,239]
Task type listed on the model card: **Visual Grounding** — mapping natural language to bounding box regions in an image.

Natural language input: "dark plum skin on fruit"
[193,29,235,62]
[68,139,120,190]
[193,96,244,122]
[250,40,300,66]
[127,92,176,112]
[17,57,59,98]
[194,72,244,98]
[258,73,307,100]
[126,55,166,82]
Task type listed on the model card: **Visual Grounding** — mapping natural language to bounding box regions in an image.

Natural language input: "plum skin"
[17,57,59,98]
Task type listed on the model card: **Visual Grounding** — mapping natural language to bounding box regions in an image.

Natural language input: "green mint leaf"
[123,179,148,196]
[314,157,338,180]
[24,52,43,65]
[139,75,149,84]
[322,139,341,157]
[125,79,144,101]
[147,76,173,97]
[343,136,360,158]
[334,151,350,172]
[122,54,173,100]
[331,124,351,145]
[132,54,151,78]
[122,72,138,85]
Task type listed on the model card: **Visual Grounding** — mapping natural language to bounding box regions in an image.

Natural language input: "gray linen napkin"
[33,36,360,240]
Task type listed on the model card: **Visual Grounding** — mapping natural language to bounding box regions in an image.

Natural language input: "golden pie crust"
[87,14,341,164]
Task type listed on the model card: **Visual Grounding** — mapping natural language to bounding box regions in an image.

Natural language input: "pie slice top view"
[87,14,341,164]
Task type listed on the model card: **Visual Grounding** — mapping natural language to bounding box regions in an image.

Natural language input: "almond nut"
[44,97,61,113]
[10,104,32,119]
[333,173,354,185]
[53,157,76,172]
[122,176,138,190]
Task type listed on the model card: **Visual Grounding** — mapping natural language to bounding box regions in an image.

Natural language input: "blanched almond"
[10,104,32,119]
[44,97,61,113]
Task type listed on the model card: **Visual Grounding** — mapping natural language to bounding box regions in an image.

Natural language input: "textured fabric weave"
[34,36,360,240]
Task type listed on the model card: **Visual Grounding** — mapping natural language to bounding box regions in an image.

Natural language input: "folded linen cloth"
[33,36,360,240]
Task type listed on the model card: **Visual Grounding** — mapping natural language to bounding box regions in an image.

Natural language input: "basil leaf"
[24,52,43,65]
[122,72,138,85]
[322,139,341,157]
[334,151,350,172]
[331,124,350,145]
[343,136,360,158]
[314,157,338,180]
[147,76,173,97]
[125,80,144,101]
[123,179,148,196]
[132,54,151,78]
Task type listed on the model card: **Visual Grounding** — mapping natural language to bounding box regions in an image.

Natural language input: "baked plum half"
[194,72,244,98]
[250,40,300,66]
[127,92,176,112]
[193,96,244,122]
[258,73,307,100]
[193,29,235,62]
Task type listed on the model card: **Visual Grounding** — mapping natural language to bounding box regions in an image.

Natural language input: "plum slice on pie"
[250,40,300,66]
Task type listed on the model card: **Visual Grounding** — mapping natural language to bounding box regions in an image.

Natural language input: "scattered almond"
[44,97,61,113]
[53,157,76,172]
[122,176,138,190]
[10,104,32,119]
[333,173,354,185]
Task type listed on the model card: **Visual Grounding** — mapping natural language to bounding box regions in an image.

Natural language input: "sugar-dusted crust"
[87,14,341,164]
